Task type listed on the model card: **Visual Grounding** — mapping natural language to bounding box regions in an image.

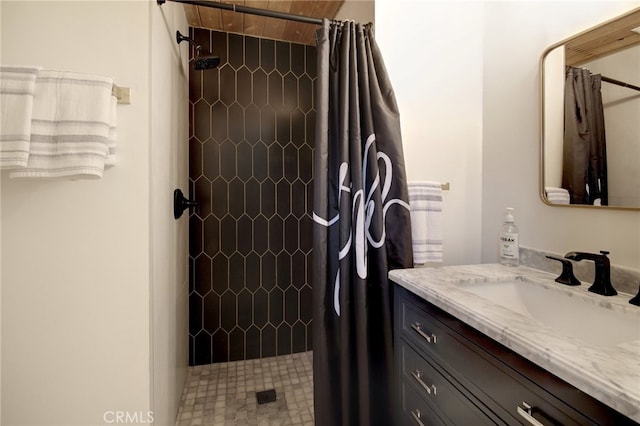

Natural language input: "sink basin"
[462,279,640,347]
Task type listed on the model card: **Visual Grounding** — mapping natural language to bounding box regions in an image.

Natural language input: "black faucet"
[564,251,617,296]
[545,256,581,286]
[629,284,640,306]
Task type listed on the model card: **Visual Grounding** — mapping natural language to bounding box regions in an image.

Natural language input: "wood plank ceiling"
[565,8,640,66]
[183,0,345,45]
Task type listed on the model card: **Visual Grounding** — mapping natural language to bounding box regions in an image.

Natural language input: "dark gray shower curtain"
[312,20,413,426]
[562,66,608,205]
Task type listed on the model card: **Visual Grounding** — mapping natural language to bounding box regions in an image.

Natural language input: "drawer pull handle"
[410,409,425,426]
[516,402,545,426]
[411,370,437,395]
[411,322,437,343]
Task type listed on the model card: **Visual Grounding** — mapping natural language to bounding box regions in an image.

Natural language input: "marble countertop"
[389,264,640,422]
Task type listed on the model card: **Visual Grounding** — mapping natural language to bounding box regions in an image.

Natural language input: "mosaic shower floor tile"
[176,351,314,426]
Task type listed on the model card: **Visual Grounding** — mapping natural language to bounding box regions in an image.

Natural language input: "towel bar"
[112,85,131,104]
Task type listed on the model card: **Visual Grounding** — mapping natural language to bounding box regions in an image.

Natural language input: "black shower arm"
[176,31,198,48]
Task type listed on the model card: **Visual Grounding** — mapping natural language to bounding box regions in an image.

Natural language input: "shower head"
[194,55,221,70]
[176,31,220,71]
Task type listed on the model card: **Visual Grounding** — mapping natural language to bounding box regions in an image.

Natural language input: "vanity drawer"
[399,297,459,363]
[397,290,600,425]
[399,380,445,426]
[398,341,498,425]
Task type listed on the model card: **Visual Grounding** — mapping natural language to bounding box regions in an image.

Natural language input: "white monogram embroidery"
[313,133,410,316]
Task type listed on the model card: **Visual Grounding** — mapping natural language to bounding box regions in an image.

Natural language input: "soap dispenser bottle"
[499,207,519,266]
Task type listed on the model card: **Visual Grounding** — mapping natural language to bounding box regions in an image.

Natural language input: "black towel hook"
[174,189,199,219]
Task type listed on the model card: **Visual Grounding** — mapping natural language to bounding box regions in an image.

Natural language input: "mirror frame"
[539,7,640,211]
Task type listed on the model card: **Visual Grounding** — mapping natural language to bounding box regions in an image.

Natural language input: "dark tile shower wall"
[188,29,315,365]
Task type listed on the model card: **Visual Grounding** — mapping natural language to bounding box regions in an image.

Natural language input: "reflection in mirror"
[541,8,640,210]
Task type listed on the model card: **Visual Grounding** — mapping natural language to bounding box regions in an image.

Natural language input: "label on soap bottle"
[499,232,519,259]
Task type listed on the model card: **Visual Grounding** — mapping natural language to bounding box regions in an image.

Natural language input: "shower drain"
[256,389,277,404]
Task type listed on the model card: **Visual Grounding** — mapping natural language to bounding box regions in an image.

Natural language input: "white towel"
[407,181,443,264]
[545,187,570,205]
[9,69,117,179]
[0,66,40,168]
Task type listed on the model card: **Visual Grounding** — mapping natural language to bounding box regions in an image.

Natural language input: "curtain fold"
[562,66,608,205]
[312,19,413,426]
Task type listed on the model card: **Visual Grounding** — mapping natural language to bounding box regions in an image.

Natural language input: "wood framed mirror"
[540,8,640,210]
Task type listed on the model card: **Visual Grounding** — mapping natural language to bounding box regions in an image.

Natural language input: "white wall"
[482,1,640,270]
[0,194,2,426]
[377,0,640,270]
[1,1,189,425]
[0,3,4,421]
[1,2,151,424]
[376,1,484,266]
[149,3,190,426]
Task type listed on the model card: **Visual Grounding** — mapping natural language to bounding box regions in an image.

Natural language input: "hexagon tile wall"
[188,28,316,365]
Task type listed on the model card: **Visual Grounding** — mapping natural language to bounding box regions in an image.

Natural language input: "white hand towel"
[10,69,117,179]
[105,94,117,167]
[545,187,570,205]
[0,66,40,168]
[408,181,444,264]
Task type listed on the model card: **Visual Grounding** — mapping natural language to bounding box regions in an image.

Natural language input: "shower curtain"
[312,20,413,426]
[562,66,608,205]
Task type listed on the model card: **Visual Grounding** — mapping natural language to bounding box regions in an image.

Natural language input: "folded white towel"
[545,187,567,193]
[408,181,443,264]
[10,69,117,179]
[105,94,117,167]
[0,66,40,168]
[545,187,570,205]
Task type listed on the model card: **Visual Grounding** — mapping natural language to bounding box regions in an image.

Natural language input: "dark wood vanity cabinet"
[393,285,636,426]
